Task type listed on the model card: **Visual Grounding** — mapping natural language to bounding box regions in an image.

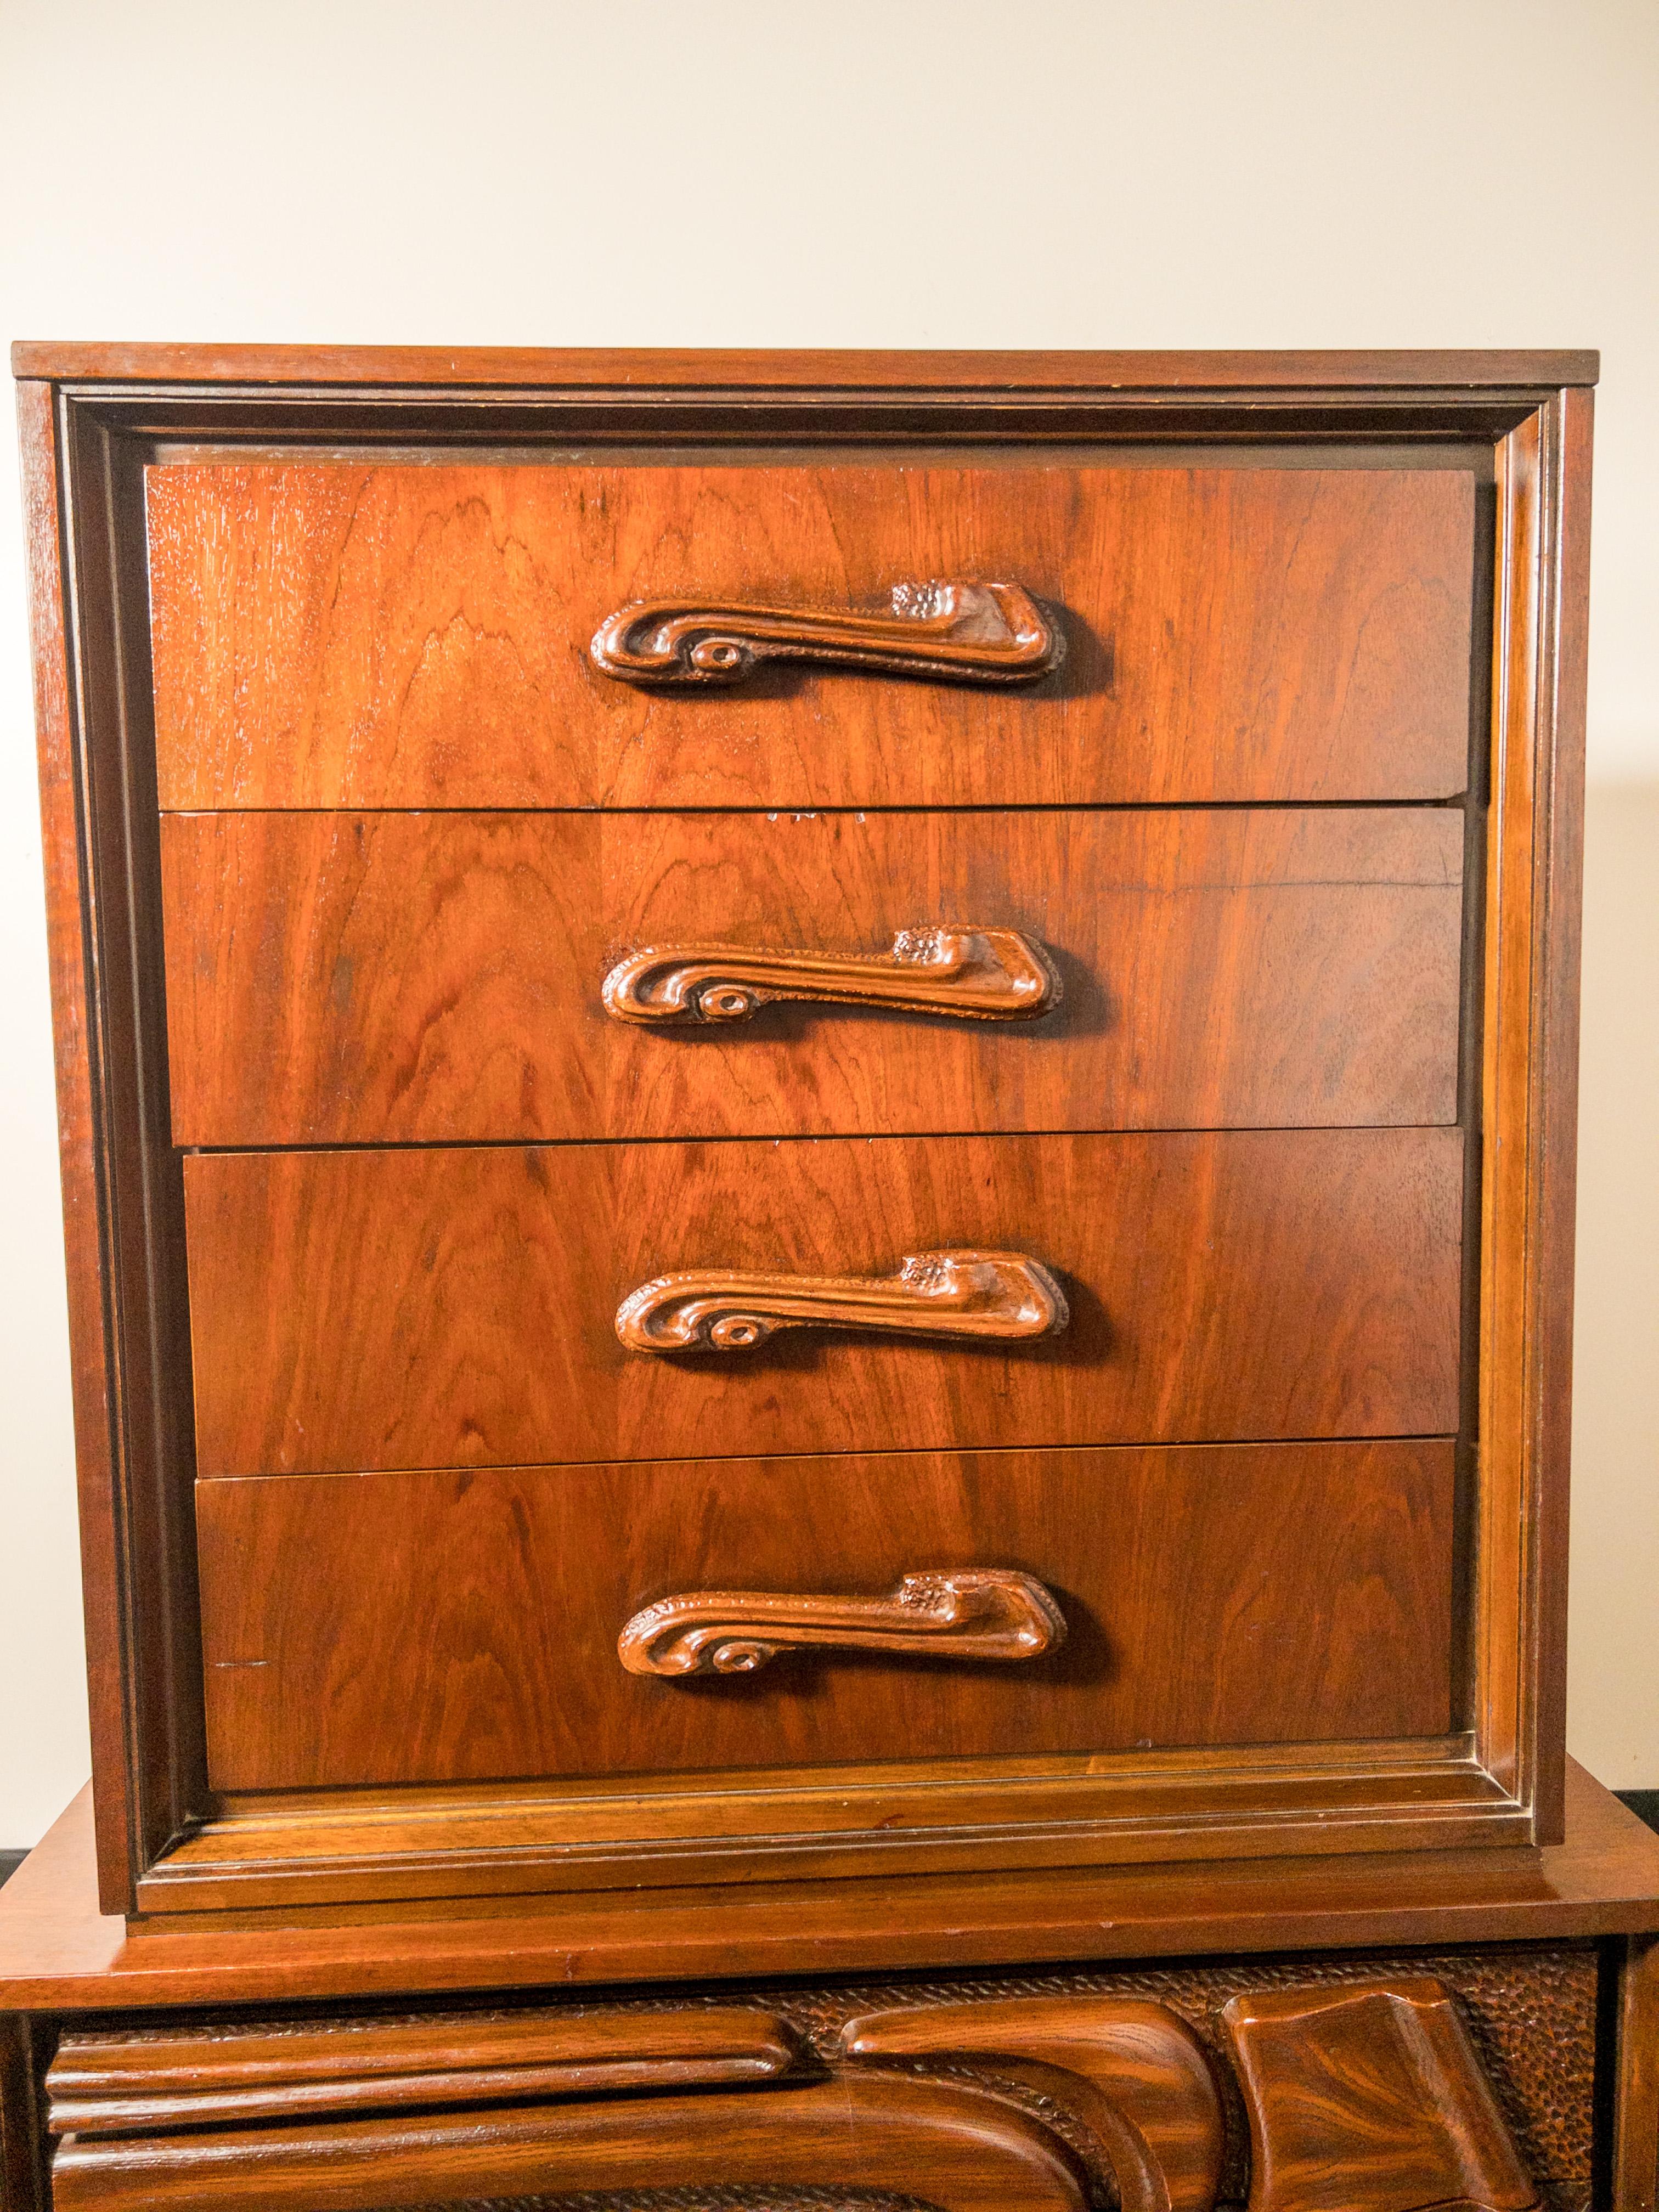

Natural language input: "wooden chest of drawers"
[11,345,1595,1918]
[10,341,1659,2212]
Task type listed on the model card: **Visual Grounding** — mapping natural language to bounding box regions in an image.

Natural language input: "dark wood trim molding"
[13,342,1600,388]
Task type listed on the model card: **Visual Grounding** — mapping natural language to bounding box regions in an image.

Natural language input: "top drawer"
[145,461,1475,809]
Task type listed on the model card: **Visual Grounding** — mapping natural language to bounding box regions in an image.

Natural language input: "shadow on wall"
[1568,785,1659,1793]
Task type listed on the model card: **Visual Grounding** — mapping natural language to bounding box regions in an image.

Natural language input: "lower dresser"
[3,1768,1658,2212]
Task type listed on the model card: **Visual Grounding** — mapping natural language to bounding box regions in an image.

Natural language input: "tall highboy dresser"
[2,345,1656,2212]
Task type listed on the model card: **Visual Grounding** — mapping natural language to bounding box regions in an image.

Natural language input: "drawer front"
[146,461,1475,808]
[195,1440,1455,1790]
[162,807,1465,1146]
[182,1128,1462,1476]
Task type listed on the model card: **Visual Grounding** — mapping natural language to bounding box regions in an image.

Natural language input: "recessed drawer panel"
[194,1440,1455,1791]
[162,807,1465,1146]
[146,461,1475,809]
[182,1128,1463,1476]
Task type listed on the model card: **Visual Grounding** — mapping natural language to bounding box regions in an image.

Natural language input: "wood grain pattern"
[47,2006,801,2135]
[52,1960,1610,2212]
[49,2074,1092,2212]
[1475,390,1593,1847]
[160,807,1466,1145]
[153,1754,1524,1909]
[12,341,1602,386]
[840,1995,1224,2212]
[35,1978,1548,2212]
[16,385,140,1912]
[1221,1978,1538,2212]
[24,384,215,1918]
[44,1993,1226,2212]
[144,462,1475,808]
[16,1953,1606,2212]
[13,349,1596,1916]
[182,1128,1463,1476]
[192,1441,1454,1790]
[1,1768,1650,2006]
[1613,1934,1659,2212]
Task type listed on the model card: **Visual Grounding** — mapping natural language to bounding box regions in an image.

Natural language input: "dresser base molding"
[5,1767,1658,2212]
[130,1737,1528,1915]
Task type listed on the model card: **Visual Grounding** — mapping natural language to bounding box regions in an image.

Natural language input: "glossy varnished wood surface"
[144,462,1475,807]
[1219,1979,1537,2212]
[13,348,1596,1910]
[16,387,148,1908]
[41,1989,1236,2212]
[0,1767,1652,2012]
[613,1566,1067,1675]
[183,1127,1463,1474]
[12,341,1602,386]
[1613,1933,1659,2212]
[47,2005,802,2134]
[49,2074,1093,2212]
[193,1441,1455,1790]
[161,808,1465,1144]
[25,1967,1594,2212]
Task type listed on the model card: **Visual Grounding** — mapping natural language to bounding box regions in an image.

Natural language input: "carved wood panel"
[45,1948,1599,2212]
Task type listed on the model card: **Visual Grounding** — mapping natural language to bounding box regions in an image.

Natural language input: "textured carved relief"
[842,1996,1223,2212]
[615,1249,1069,1353]
[1222,1980,1537,2212]
[50,2077,1092,2212]
[763,1947,1593,2212]
[590,580,1062,687]
[602,926,1060,1026]
[47,2006,800,2137]
[46,1955,1578,2212]
[617,1571,1066,1677]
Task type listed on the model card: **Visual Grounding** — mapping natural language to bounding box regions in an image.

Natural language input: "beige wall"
[1569,787,1659,1785]
[1,0,1654,1841]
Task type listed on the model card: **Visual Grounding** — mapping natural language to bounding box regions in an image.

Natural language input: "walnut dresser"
[2,345,1656,2212]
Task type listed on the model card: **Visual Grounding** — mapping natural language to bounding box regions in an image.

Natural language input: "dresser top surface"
[9,341,1600,390]
[0,1764,1654,2016]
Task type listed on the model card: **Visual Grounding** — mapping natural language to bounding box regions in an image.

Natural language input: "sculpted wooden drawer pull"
[618,1569,1066,1675]
[616,1248,1069,1352]
[590,579,1062,687]
[602,926,1059,1026]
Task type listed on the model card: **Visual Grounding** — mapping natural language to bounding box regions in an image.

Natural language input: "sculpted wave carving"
[590,579,1063,687]
[841,1996,1224,2212]
[616,1570,1067,1678]
[46,1979,1543,2212]
[614,1249,1069,1353]
[601,926,1060,1026]
[1221,1980,1538,2212]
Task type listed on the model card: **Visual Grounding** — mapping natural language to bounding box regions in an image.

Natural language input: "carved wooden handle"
[602,926,1059,1026]
[616,1249,1069,1353]
[591,579,1062,687]
[618,1570,1066,1675]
